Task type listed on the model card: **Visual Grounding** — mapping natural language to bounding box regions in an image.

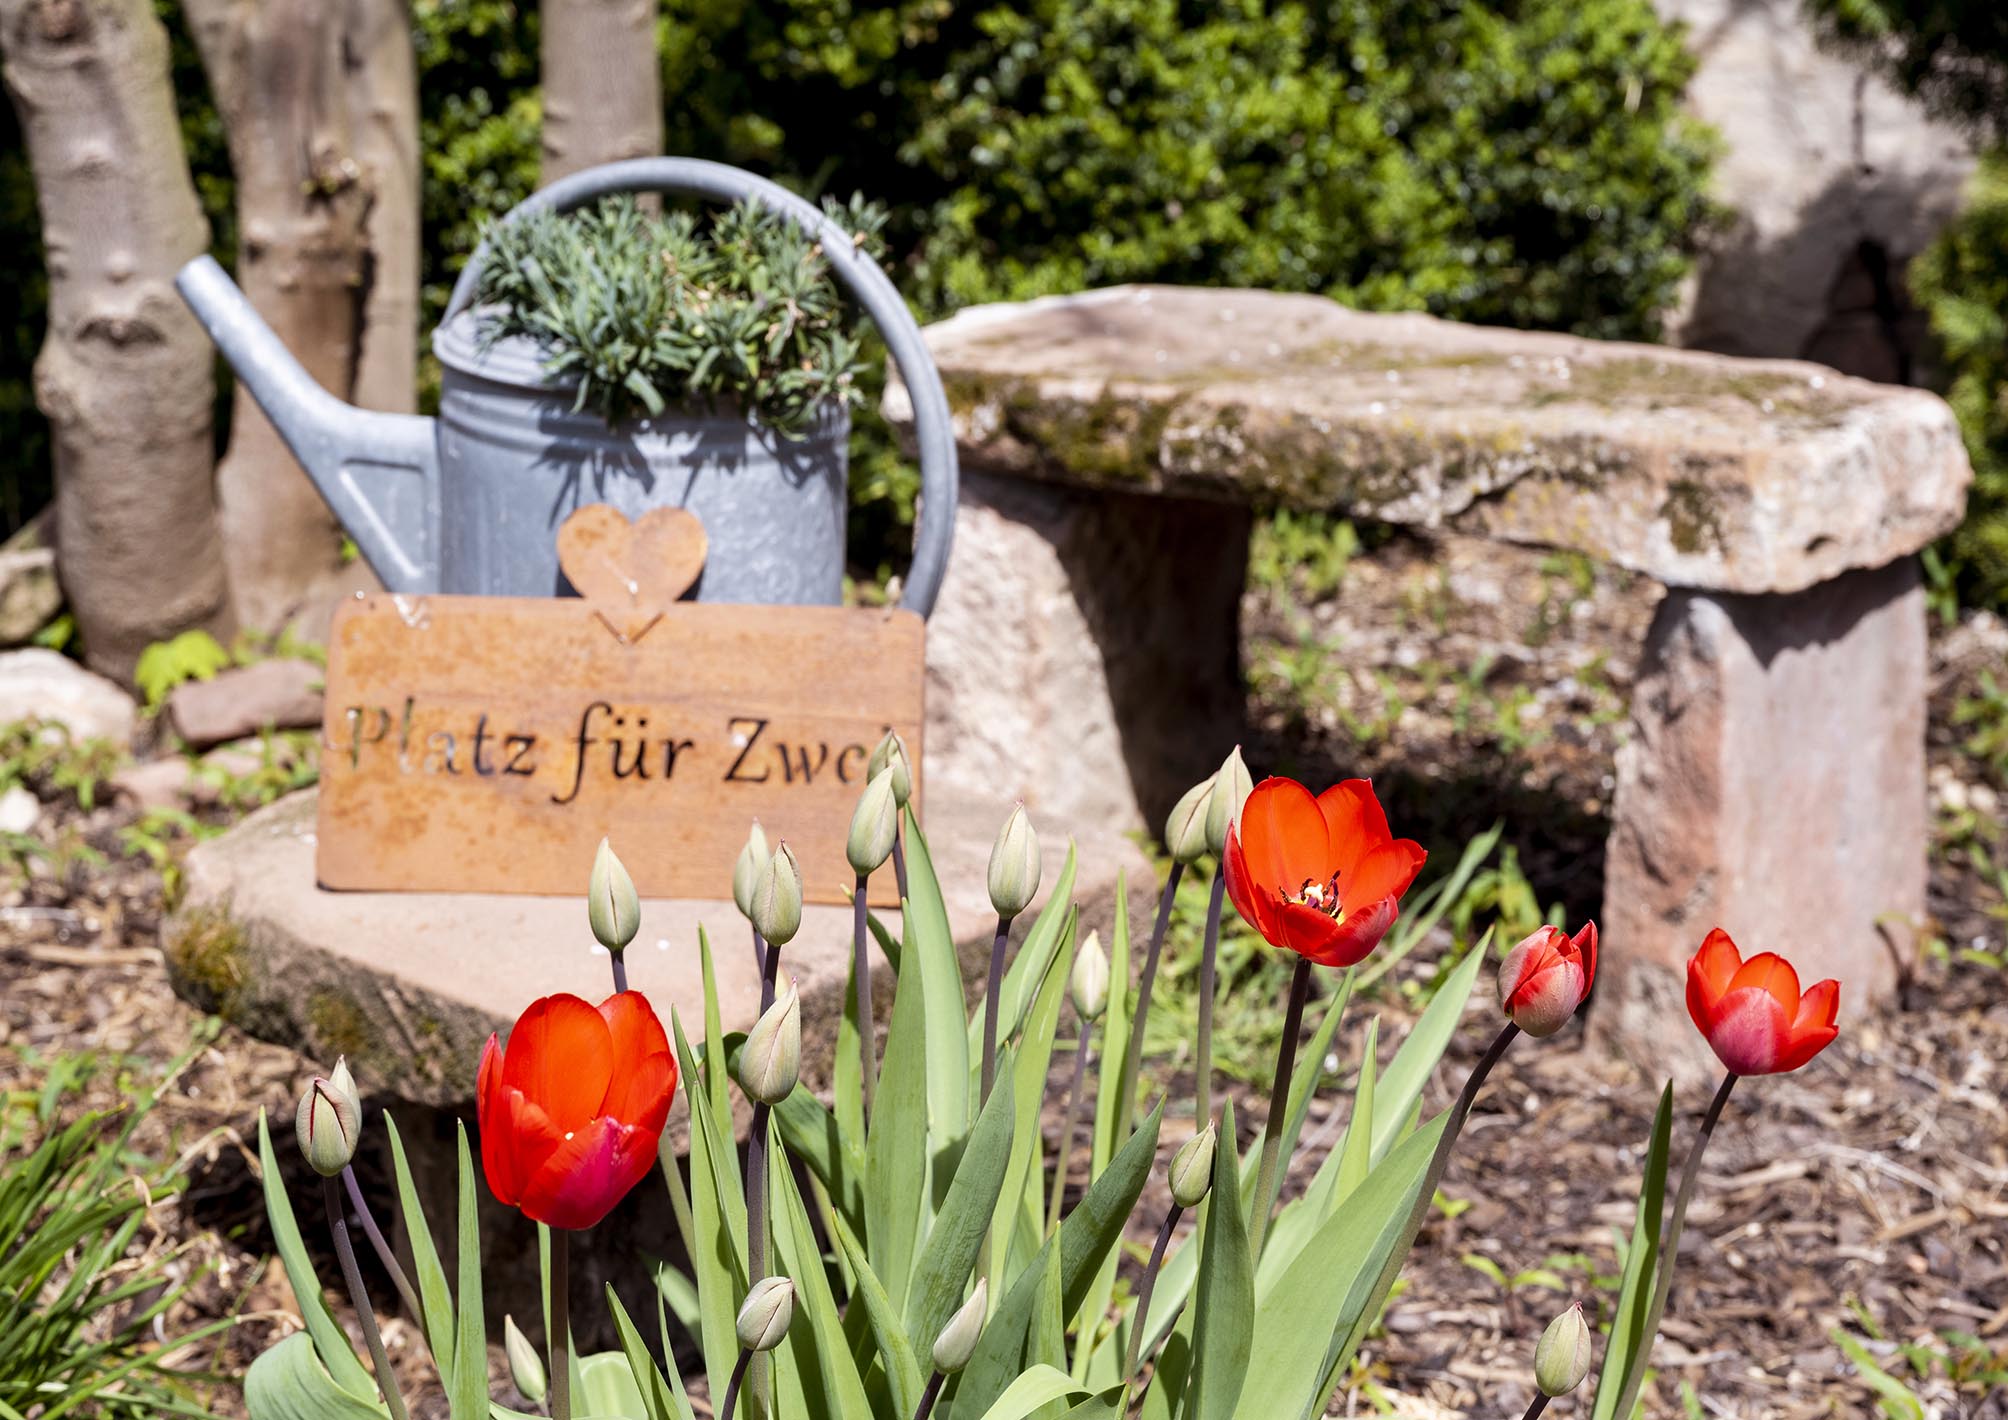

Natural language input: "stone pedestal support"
[924,466,1251,835]
[1598,557,1925,1079]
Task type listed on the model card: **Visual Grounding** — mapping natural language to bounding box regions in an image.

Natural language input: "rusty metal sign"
[316,506,923,905]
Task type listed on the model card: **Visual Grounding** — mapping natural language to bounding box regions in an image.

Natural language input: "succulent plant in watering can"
[174,157,956,616]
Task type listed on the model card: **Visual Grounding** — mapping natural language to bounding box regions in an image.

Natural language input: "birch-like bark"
[0,0,236,682]
[342,0,418,417]
[540,0,661,184]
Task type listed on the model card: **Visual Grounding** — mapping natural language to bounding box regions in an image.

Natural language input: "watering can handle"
[445,158,957,620]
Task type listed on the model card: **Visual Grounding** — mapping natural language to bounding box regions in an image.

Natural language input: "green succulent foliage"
[470,196,886,434]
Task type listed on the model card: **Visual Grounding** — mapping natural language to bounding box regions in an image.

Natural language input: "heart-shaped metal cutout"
[556,504,708,609]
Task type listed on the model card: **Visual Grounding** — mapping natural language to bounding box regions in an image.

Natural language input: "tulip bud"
[736,1275,795,1352]
[1069,930,1109,1022]
[987,803,1041,918]
[868,730,913,807]
[739,978,802,1104]
[504,1315,547,1403]
[1534,1303,1593,1397]
[751,842,803,947]
[1496,922,1596,1038]
[1169,1122,1217,1208]
[330,1056,358,1103]
[1164,777,1215,865]
[295,1067,361,1177]
[588,837,641,953]
[931,1278,987,1374]
[1203,746,1253,857]
[847,769,900,875]
[732,822,771,921]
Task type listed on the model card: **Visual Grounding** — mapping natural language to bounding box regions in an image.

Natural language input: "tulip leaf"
[1370,929,1489,1165]
[1072,874,1134,1368]
[909,1051,1016,1351]
[698,929,732,1139]
[1334,1017,1380,1204]
[575,1351,648,1418]
[901,809,972,1155]
[771,1131,874,1419]
[606,1285,693,1420]
[829,1210,925,1418]
[1060,1387,1128,1418]
[1591,1082,1675,1420]
[1235,967,1356,1225]
[1187,1099,1252,1420]
[671,1008,750,1401]
[254,1113,376,1397]
[988,910,1074,1298]
[1237,1115,1445,1420]
[243,1332,388,1420]
[452,1124,489,1420]
[1030,1241,1067,1374]
[966,840,1078,1059]
[866,910,931,1314]
[769,1083,864,1234]
[384,1113,456,1381]
[969,1364,1092,1420]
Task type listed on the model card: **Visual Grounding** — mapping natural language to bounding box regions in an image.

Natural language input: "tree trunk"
[188,0,377,635]
[0,0,236,683]
[540,0,661,184]
[343,0,417,417]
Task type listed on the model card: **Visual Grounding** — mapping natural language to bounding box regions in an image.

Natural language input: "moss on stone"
[306,989,376,1063]
[163,908,249,1012]
[1660,478,1726,555]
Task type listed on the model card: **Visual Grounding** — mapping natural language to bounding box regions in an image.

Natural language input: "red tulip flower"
[1685,929,1839,1076]
[1497,921,1597,1037]
[1223,776,1426,967]
[478,992,677,1230]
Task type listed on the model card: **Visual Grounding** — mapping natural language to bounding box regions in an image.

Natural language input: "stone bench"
[889,285,1971,1065]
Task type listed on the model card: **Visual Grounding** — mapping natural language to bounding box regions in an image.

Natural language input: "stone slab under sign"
[163,787,1155,1118]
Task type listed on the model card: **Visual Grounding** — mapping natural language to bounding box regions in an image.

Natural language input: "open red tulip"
[1497,921,1597,1037]
[1223,776,1426,967]
[1685,929,1839,1076]
[478,992,677,1230]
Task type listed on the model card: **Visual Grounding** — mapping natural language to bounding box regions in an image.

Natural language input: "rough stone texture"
[165,658,323,747]
[886,285,1970,596]
[0,548,61,646]
[0,648,138,749]
[1598,558,1924,1080]
[1655,0,1975,383]
[113,757,198,811]
[924,466,1249,835]
[163,788,1154,1113]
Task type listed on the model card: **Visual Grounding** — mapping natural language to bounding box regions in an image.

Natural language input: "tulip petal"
[1703,987,1789,1075]
[1686,928,1743,1024]
[1794,977,1841,1033]
[1239,778,1333,903]
[501,995,615,1136]
[598,992,678,1129]
[1572,921,1598,995]
[481,1084,566,1208]
[1344,839,1426,912]
[517,1115,660,1231]
[1728,952,1802,1018]
[1275,895,1398,968]
[1316,779,1394,878]
[477,1034,518,1204]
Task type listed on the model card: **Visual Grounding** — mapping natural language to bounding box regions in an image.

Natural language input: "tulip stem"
[760,932,782,1013]
[979,913,1015,1106]
[853,871,876,1122]
[1606,1071,1739,1420]
[745,1103,773,1287]
[550,1228,572,1420]
[1195,868,1226,1129]
[1117,862,1184,1136]
[321,1176,410,1420]
[750,926,767,990]
[340,1165,423,1326]
[1520,1396,1550,1420]
[1122,1202,1184,1379]
[610,951,629,995]
[719,1347,753,1420]
[911,1369,946,1420]
[1047,1024,1093,1234]
[1249,954,1314,1256]
[892,827,909,902]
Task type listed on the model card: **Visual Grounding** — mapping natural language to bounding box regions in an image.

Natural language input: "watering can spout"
[175,255,441,595]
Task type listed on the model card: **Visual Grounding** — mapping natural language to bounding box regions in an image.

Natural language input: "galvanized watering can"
[175,158,957,615]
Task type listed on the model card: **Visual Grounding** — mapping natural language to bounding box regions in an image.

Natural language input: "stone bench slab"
[888,285,1970,595]
[163,789,1152,1113]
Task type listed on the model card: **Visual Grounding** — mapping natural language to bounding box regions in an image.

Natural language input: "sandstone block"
[0,648,138,749]
[1599,558,1924,1079]
[166,657,323,748]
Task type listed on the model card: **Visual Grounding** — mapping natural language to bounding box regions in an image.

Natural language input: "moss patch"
[306,989,376,1063]
[1660,478,1727,555]
[162,908,249,1013]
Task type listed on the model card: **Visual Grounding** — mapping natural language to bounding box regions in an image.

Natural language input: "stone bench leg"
[924,467,1250,834]
[1599,557,1924,1075]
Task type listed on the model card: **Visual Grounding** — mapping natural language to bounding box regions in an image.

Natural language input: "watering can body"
[174,158,956,616]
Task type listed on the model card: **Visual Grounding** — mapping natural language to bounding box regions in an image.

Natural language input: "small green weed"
[1953,670,2008,783]
[0,718,124,812]
[1249,511,1364,602]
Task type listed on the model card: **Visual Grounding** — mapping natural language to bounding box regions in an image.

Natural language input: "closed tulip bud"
[330,1056,358,1103]
[739,978,802,1104]
[751,842,803,947]
[1164,777,1215,864]
[1169,1122,1217,1208]
[931,1278,987,1374]
[1497,922,1598,1038]
[1203,746,1253,858]
[736,1276,795,1353]
[987,803,1041,918]
[1534,1303,1593,1397]
[868,730,913,807]
[295,1068,361,1177]
[847,769,900,874]
[1070,930,1109,1022]
[504,1315,547,1403]
[732,822,771,922]
[588,837,641,952]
